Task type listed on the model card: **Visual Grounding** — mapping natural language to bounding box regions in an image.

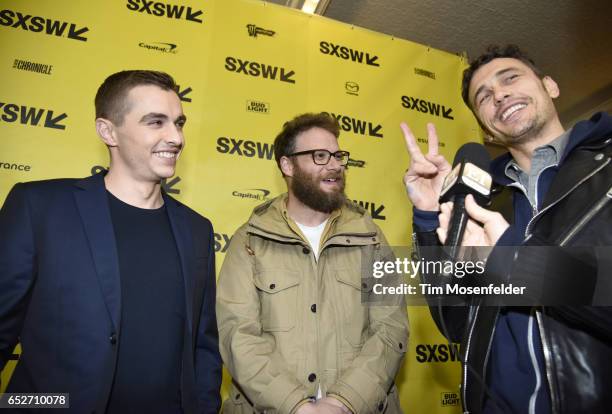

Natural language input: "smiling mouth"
[153,151,179,159]
[500,103,527,122]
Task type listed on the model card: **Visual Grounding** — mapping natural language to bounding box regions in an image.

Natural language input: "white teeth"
[501,104,526,121]
[154,151,176,159]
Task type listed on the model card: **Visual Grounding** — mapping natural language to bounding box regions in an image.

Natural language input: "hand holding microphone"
[437,142,509,254]
[437,194,509,247]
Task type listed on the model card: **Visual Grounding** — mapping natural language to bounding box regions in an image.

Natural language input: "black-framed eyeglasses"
[288,149,350,166]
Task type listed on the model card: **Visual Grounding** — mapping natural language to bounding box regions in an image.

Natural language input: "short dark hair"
[273,112,340,173]
[461,45,544,109]
[95,70,178,125]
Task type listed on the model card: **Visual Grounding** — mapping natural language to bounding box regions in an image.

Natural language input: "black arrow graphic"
[366,54,380,67]
[162,176,181,194]
[178,87,192,102]
[68,24,88,42]
[371,204,386,220]
[368,124,383,138]
[44,111,67,130]
[186,8,203,23]
[280,69,295,84]
[442,107,454,120]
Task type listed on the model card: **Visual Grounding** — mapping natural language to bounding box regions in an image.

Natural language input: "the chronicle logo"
[232,188,270,202]
[414,68,436,80]
[247,24,275,38]
[225,56,295,84]
[0,103,67,130]
[139,42,178,54]
[216,137,274,160]
[415,343,460,363]
[0,9,88,42]
[401,95,454,120]
[246,100,270,114]
[345,81,359,96]
[126,0,203,24]
[320,41,379,67]
[323,112,383,138]
[351,199,385,220]
[13,59,53,75]
[440,392,460,407]
[91,165,181,194]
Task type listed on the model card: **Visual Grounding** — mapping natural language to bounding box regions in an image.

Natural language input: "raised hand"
[401,122,451,211]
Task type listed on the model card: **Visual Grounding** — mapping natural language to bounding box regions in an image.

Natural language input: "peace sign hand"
[401,122,452,211]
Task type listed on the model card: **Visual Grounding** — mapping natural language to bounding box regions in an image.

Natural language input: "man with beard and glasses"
[216,113,408,414]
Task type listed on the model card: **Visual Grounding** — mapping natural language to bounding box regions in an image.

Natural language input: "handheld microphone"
[439,142,492,258]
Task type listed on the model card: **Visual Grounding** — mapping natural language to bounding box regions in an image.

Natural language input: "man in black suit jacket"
[0,70,221,413]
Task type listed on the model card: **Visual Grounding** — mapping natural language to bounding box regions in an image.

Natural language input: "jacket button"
[378,402,384,411]
[109,333,117,345]
[308,373,317,382]
[302,247,310,254]
[346,239,351,243]
[362,282,368,289]
[311,304,316,313]
[594,153,604,161]
[269,283,276,290]
[399,342,403,349]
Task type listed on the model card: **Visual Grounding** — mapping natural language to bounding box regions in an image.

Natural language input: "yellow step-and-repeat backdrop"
[0,0,482,411]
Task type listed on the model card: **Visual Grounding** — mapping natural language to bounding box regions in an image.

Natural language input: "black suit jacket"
[0,173,221,413]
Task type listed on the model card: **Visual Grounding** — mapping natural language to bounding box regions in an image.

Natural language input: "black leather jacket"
[415,113,612,414]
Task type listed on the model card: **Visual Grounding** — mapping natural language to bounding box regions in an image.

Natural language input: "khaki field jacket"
[217,194,408,413]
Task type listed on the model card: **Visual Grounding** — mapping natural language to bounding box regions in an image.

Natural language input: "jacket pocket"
[334,270,368,347]
[253,269,301,332]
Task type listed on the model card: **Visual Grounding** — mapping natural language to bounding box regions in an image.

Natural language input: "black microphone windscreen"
[452,142,491,172]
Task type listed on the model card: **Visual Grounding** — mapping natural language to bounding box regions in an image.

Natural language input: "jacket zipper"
[558,185,612,246]
[525,157,610,237]
[535,309,558,414]
[462,304,480,412]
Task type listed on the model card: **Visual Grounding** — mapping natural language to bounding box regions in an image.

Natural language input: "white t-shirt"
[296,219,328,260]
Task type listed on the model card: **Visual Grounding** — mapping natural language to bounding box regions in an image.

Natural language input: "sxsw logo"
[319,41,379,67]
[246,99,270,114]
[214,232,232,253]
[401,95,454,120]
[415,343,460,363]
[352,199,385,220]
[139,41,178,54]
[0,9,88,42]
[440,392,459,407]
[0,102,67,130]
[232,188,270,202]
[216,137,274,160]
[324,112,383,138]
[126,0,203,23]
[225,56,296,84]
[247,24,275,38]
[91,165,181,194]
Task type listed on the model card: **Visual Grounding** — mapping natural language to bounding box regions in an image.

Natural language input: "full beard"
[291,167,346,214]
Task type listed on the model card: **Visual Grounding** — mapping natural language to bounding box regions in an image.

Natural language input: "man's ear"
[96,118,117,147]
[542,76,560,99]
[280,156,294,177]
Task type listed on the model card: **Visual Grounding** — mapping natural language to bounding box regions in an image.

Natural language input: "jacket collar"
[490,111,612,186]
[247,193,378,244]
